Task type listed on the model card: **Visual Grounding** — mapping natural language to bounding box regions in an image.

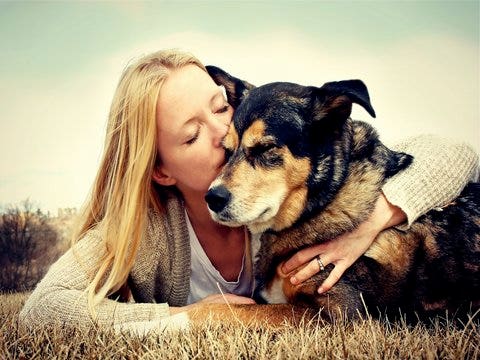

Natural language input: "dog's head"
[205,66,405,234]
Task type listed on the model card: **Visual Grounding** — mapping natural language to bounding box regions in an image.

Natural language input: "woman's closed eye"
[185,128,200,145]
[215,104,230,114]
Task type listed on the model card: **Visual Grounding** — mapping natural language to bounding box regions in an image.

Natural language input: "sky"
[0,1,479,214]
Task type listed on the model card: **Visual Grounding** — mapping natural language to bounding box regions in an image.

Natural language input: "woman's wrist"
[374,192,407,230]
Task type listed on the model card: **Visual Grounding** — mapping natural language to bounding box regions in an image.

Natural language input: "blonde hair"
[73,49,205,313]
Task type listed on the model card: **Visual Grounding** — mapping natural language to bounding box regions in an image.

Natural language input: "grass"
[2,292,479,359]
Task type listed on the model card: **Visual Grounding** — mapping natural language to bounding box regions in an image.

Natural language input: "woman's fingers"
[289,258,348,294]
[288,253,349,294]
[317,263,348,294]
[282,243,325,274]
[290,254,331,285]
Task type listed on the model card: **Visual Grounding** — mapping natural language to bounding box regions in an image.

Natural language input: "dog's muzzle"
[205,185,231,213]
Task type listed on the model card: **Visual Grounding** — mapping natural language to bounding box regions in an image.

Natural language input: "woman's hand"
[281,193,407,294]
[170,294,255,315]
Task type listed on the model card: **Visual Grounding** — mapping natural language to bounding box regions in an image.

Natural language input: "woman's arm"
[19,228,256,335]
[19,230,171,334]
[282,135,479,292]
[383,134,479,227]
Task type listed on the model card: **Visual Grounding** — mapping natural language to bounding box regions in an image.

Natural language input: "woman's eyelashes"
[185,128,200,145]
[216,104,229,114]
[184,103,230,145]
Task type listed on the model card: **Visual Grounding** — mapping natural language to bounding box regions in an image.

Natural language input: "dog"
[204,65,480,321]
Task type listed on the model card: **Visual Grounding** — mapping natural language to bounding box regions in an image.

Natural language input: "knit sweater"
[19,135,479,332]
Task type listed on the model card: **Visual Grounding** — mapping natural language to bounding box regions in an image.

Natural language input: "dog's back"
[274,182,480,321]
[406,183,480,317]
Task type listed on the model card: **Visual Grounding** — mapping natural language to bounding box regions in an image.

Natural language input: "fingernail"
[290,276,298,285]
[317,287,324,294]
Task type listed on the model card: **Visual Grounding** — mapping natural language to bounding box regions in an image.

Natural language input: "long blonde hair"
[73,49,205,312]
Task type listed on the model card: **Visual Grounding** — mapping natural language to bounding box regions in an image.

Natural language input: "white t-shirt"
[186,213,260,304]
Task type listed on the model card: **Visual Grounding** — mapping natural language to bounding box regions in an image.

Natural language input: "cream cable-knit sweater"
[19,135,479,332]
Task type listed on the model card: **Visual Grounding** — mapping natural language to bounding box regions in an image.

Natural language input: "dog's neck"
[259,120,386,259]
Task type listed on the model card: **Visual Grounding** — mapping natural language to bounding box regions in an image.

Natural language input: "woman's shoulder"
[146,190,186,230]
[67,227,107,267]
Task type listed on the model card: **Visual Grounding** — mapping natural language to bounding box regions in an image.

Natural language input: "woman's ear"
[152,167,177,186]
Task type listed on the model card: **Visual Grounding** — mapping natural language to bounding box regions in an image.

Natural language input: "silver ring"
[316,255,325,271]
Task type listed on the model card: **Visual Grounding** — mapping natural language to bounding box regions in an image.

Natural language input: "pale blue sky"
[1,2,477,78]
[0,1,478,213]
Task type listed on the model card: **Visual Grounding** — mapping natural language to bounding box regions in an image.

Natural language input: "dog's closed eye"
[251,142,276,155]
[246,142,282,167]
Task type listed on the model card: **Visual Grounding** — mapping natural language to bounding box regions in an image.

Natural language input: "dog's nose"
[205,186,231,213]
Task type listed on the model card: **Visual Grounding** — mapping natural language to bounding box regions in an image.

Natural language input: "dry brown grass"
[2,292,479,359]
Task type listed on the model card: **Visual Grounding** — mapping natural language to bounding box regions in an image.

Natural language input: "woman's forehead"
[156,65,220,131]
[168,65,214,94]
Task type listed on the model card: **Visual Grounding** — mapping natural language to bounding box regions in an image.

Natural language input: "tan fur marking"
[222,122,239,150]
[336,165,383,216]
[423,232,440,258]
[263,263,313,305]
[273,187,309,231]
[265,161,387,257]
[220,143,310,231]
[412,223,440,259]
[243,119,266,148]
[188,303,312,328]
[227,157,276,202]
[300,162,383,235]
[364,229,417,277]
[272,149,311,230]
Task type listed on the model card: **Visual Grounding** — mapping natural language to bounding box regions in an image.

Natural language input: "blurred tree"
[0,200,60,292]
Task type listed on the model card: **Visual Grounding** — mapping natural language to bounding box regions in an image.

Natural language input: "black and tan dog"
[204,66,480,321]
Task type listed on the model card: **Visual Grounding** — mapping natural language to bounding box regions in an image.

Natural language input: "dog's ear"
[206,65,255,108]
[313,80,376,125]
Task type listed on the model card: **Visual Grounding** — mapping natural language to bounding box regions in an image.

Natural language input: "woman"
[20,49,478,332]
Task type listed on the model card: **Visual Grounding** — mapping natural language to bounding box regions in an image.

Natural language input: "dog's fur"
[204,65,480,321]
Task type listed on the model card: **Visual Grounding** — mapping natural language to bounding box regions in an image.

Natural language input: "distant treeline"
[0,200,70,292]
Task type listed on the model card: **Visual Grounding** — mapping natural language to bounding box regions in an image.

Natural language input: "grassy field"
[1,292,479,359]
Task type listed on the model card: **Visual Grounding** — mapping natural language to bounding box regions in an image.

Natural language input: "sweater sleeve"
[18,229,176,335]
[382,135,479,227]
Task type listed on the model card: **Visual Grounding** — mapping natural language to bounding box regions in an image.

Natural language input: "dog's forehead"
[233,82,311,142]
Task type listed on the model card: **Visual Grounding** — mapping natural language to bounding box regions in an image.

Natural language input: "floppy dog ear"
[314,80,376,125]
[206,65,255,108]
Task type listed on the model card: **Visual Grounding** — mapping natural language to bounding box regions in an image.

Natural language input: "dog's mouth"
[209,206,274,233]
[258,207,270,219]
